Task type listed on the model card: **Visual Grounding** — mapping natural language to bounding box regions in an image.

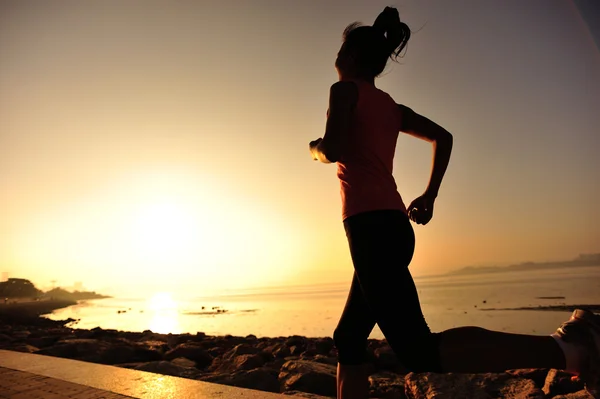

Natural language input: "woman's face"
[335,42,356,79]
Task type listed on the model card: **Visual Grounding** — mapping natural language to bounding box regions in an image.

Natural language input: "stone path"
[0,366,134,398]
[0,350,288,399]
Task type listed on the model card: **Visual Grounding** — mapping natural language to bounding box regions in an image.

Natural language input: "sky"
[1,0,599,296]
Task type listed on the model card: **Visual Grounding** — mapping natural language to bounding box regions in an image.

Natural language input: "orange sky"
[1,1,598,296]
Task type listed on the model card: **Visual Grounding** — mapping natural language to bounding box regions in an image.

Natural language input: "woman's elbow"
[436,131,453,148]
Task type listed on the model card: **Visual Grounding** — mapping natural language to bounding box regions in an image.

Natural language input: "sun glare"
[148,292,178,311]
[131,201,201,264]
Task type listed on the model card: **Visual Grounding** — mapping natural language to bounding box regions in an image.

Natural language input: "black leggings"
[333,209,442,372]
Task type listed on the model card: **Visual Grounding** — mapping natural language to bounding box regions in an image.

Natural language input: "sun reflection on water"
[147,292,180,334]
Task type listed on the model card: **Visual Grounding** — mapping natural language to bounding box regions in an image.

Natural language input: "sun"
[148,292,178,311]
[130,201,202,264]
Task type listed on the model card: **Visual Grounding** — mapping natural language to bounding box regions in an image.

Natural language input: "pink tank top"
[336,81,407,220]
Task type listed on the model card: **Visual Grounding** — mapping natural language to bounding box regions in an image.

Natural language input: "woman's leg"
[345,210,442,372]
[346,210,572,374]
[333,272,375,399]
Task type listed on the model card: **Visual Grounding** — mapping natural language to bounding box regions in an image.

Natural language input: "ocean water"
[47,266,600,339]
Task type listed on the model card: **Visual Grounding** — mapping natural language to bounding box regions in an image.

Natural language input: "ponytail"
[372,7,411,60]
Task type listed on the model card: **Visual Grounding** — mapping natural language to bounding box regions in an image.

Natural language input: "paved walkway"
[0,350,294,399]
[0,366,134,398]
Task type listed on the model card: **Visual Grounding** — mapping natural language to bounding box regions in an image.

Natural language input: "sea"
[46,266,600,339]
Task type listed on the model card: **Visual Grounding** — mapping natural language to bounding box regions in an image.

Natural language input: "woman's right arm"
[398,104,453,224]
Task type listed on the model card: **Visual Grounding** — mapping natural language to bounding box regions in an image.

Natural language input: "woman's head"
[335,7,410,80]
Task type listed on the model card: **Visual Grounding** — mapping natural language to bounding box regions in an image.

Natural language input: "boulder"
[313,355,337,366]
[542,369,585,397]
[96,344,136,364]
[227,343,260,358]
[314,338,334,355]
[200,368,280,393]
[134,361,200,379]
[171,357,196,368]
[35,338,109,359]
[167,333,194,349]
[26,335,61,348]
[274,346,292,358]
[0,333,12,342]
[164,343,213,369]
[11,344,39,353]
[233,354,266,371]
[506,369,549,389]
[552,390,595,398]
[279,360,337,397]
[405,372,545,399]
[282,391,333,398]
[369,371,406,399]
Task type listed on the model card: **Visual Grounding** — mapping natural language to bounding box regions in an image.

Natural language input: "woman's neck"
[338,73,375,86]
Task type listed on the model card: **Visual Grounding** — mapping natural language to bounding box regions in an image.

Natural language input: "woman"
[309,7,599,399]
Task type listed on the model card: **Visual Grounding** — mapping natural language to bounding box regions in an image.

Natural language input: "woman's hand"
[407,193,436,225]
[309,138,323,160]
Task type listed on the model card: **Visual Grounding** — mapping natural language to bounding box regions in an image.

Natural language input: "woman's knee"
[333,326,369,365]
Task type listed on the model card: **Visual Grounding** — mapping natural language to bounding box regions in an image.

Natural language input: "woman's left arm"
[309,81,358,163]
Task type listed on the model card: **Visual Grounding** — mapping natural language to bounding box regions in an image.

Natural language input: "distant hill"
[42,287,111,301]
[448,253,600,276]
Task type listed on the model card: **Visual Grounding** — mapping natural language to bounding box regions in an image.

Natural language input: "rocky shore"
[0,313,593,398]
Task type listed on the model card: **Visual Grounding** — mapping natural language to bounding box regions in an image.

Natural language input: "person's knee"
[333,326,368,365]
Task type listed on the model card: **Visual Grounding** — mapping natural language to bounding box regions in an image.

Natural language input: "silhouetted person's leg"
[437,327,565,372]
[333,272,375,399]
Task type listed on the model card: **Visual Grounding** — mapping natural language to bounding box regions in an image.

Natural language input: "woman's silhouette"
[309,7,599,399]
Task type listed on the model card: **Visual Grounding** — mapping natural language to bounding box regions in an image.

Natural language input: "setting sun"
[148,292,178,311]
[131,202,200,263]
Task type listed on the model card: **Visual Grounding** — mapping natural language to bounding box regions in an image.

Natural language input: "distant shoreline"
[0,298,77,319]
[445,254,600,277]
[481,304,600,313]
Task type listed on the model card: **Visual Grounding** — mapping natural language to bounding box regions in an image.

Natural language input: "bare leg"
[438,327,566,373]
[338,363,369,399]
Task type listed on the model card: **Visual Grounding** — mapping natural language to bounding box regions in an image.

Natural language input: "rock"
[264,358,288,372]
[130,344,164,363]
[11,344,39,353]
[207,347,225,357]
[506,369,549,388]
[227,343,260,358]
[11,330,31,340]
[313,355,337,366]
[542,369,585,397]
[552,390,595,398]
[136,340,169,353]
[200,368,280,393]
[274,346,292,358]
[369,371,406,399]
[134,361,200,378]
[35,339,109,359]
[405,372,545,399]
[282,391,333,398]
[314,338,334,355]
[26,336,61,348]
[279,360,337,397]
[286,336,307,348]
[167,333,194,349]
[96,344,136,364]
[233,354,265,371]
[0,333,12,342]
[164,343,213,369]
[171,357,196,368]
[290,345,304,356]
